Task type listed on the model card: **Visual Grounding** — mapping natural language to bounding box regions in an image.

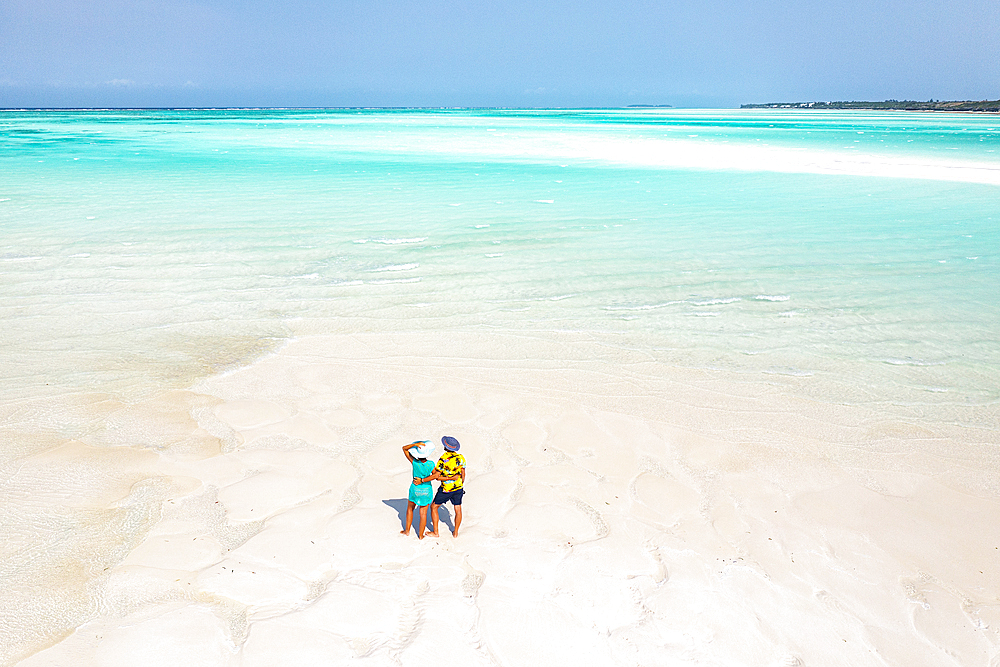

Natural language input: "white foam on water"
[368,263,419,272]
[371,237,427,245]
[367,277,422,284]
[763,366,815,377]
[754,295,790,302]
[691,297,741,306]
[604,301,684,311]
[883,357,946,367]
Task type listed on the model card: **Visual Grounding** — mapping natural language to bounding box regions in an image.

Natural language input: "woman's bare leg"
[426,503,440,537]
[401,501,415,535]
[417,505,428,539]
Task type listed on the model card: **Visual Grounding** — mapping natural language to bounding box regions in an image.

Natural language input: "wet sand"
[9,331,1000,666]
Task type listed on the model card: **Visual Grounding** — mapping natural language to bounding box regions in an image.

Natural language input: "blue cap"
[441,436,461,452]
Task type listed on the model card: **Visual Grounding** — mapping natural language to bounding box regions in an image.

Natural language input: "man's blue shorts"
[433,488,464,506]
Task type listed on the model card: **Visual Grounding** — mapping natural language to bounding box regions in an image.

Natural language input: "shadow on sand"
[382,498,454,533]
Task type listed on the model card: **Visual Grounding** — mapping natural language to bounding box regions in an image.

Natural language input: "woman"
[400,440,436,538]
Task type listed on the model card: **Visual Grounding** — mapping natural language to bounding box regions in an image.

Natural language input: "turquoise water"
[1,109,998,418]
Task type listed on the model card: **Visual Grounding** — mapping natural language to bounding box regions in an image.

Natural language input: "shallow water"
[2,108,998,410]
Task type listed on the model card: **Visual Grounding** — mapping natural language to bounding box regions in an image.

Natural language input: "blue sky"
[2,0,998,108]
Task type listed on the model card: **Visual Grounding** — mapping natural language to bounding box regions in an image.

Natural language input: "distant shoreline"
[741,99,1000,112]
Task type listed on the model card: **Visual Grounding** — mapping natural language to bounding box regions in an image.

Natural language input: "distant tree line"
[741,99,1000,112]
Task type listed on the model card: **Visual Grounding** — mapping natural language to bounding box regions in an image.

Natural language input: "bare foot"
[452,528,459,537]
[417,532,425,540]
[400,529,409,535]
[425,531,439,538]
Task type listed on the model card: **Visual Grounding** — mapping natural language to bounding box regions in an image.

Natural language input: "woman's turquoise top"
[408,458,436,506]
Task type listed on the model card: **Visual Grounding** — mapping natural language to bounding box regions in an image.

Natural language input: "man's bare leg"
[400,501,415,535]
[426,503,440,537]
[453,505,463,537]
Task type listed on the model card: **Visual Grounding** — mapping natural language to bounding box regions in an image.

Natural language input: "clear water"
[1,108,998,417]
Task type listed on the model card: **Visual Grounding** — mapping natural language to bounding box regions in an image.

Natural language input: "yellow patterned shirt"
[435,452,466,492]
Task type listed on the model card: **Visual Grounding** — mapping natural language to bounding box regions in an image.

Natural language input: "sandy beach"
[7,330,999,666]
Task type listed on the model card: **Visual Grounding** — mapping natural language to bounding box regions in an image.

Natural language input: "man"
[415,435,466,537]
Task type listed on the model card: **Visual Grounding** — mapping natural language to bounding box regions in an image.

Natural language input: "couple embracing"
[401,436,466,539]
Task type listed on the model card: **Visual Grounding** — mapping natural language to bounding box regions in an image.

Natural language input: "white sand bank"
[9,331,1000,666]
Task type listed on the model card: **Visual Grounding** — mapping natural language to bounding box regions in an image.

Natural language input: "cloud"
[105,78,136,87]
